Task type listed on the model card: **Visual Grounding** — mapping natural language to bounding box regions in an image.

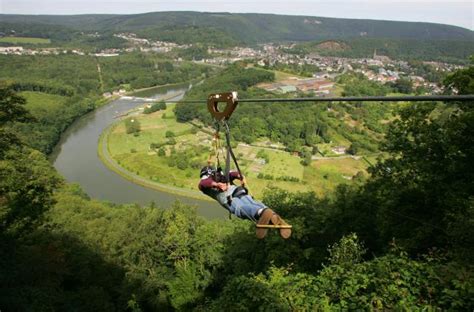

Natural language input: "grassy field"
[105,103,372,199]
[108,105,200,190]
[273,70,305,81]
[20,91,68,118]
[0,36,51,44]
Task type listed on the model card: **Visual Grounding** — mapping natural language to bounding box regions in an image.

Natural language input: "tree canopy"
[0,58,473,311]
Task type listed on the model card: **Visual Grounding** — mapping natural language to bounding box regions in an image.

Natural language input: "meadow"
[0,36,51,44]
[20,91,68,119]
[105,103,372,198]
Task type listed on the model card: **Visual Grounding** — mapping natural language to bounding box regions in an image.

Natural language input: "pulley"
[207,92,238,121]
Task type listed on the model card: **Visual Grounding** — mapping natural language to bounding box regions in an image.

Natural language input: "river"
[50,83,226,219]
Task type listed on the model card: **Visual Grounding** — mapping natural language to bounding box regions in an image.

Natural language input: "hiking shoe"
[278,219,292,239]
[256,208,274,239]
[269,212,292,239]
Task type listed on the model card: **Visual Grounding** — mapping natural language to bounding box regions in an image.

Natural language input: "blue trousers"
[229,195,267,220]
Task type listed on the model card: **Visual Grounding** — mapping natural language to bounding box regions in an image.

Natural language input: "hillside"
[288,38,474,63]
[0,21,473,309]
[1,62,473,309]
[1,12,472,44]
[175,65,394,153]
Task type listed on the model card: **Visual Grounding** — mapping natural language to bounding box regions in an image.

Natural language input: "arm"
[199,177,228,191]
[198,176,216,191]
[229,170,246,186]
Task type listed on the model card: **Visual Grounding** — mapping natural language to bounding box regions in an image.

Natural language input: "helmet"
[214,167,228,183]
[200,166,215,178]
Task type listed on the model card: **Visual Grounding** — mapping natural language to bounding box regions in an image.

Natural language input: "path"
[96,60,104,94]
[238,142,379,161]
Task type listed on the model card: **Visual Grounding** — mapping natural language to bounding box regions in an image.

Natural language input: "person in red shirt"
[198,165,291,239]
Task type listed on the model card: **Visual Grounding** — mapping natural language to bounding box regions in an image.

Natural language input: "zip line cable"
[199,92,472,228]
[165,94,474,104]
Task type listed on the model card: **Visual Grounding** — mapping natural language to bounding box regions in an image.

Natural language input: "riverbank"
[52,83,226,218]
[96,83,210,200]
[126,81,193,96]
[49,80,197,159]
[101,102,375,199]
[97,121,210,201]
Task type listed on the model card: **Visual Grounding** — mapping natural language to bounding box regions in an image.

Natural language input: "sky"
[1,0,473,30]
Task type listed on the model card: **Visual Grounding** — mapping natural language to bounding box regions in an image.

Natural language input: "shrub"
[125,117,140,134]
[158,147,166,156]
[143,101,166,114]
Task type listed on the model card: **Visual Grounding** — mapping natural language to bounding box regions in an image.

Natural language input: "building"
[295,79,334,92]
[278,85,297,93]
[331,146,347,155]
[0,46,23,53]
[313,72,330,79]
[94,53,119,57]
[257,78,334,94]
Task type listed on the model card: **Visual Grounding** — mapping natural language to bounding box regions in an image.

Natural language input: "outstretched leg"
[230,195,292,239]
[230,196,260,220]
[239,195,267,210]
[244,196,292,239]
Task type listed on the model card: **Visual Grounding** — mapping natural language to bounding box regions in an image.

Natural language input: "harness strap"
[208,131,218,165]
[207,92,249,222]
[223,121,243,182]
[227,194,232,220]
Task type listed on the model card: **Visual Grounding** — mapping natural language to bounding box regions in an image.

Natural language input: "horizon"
[1,1,473,30]
[1,10,473,31]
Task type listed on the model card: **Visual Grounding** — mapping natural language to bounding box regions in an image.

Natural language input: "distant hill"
[1,11,472,43]
[1,12,472,62]
[288,38,474,63]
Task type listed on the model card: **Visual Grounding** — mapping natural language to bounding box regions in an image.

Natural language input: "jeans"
[229,195,267,220]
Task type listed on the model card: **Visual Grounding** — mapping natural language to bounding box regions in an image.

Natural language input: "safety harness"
[207,92,254,221]
[205,92,292,232]
[207,92,242,181]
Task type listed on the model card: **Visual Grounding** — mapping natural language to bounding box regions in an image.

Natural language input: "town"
[0,31,464,96]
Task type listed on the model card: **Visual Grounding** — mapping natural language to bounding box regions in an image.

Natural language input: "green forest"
[0,54,213,153]
[1,53,473,311]
[175,64,397,154]
[2,12,472,42]
[1,11,473,61]
[286,38,474,64]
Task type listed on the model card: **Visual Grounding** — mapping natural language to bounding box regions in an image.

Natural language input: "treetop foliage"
[175,66,393,154]
[289,38,474,64]
[0,54,212,153]
[0,86,61,235]
[0,86,33,126]
[2,12,472,43]
[0,56,473,310]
